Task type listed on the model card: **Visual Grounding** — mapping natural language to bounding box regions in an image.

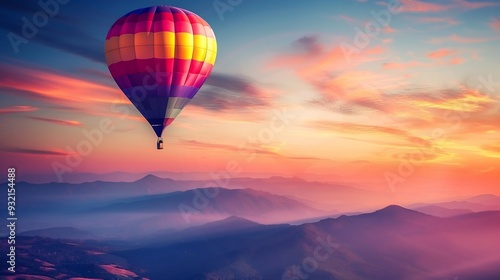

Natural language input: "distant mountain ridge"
[410,194,500,217]
[6,205,500,279]
[115,205,500,279]
[91,187,325,225]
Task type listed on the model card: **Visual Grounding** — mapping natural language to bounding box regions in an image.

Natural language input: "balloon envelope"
[105,6,217,137]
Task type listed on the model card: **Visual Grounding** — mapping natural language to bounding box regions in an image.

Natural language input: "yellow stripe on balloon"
[106,32,209,50]
[206,50,216,65]
[105,48,217,65]
[105,32,216,65]
[192,47,207,62]
[175,32,193,47]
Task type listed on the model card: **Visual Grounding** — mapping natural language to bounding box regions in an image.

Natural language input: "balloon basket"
[157,138,164,150]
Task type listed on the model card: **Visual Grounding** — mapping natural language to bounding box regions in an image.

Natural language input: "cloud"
[431,34,498,44]
[292,35,324,55]
[192,73,276,112]
[27,116,83,126]
[0,147,71,156]
[448,57,463,65]
[267,34,386,79]
[383,26,397,33]
[310,121,432,147]
[385,0,498,13]
[427,48,456,59]
[334,14,356,23]
[453,0,498,9]
[303,70,408,115]
[179,139,325,161]
[491,18,500,32]
[383,61,428,70]
[406,87,496,113]
[0,105,37,114]
[417,17,459,26]
[396,0,449,13]
[481,142,500,158]
[0,62,125,106]
[427,49,463,65]
[0,1,104,62]
[482,143,500,153]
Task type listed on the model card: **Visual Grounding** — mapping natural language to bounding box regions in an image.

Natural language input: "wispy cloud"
[0,105,37,114]
[0,1,104,62]
[333,14,356,23]
[0,147,71,156]
[27,116,83,127]
[431,34,499,44]
[481,143,500,158]
[383,0,498,13]
[448,57,463,65]
[192,73,277,112]
[383,61,428,70]
[417,17,459,26]
[310,121,432,147]
[427,48,456,59]
[0,63,125,106]
[407,87,495,113]
[491,18,500,32]
[383,26,398,33]
[453,0,498,9]
[179,139,325,161]
[393,0,449,13]
[427,49,463,65]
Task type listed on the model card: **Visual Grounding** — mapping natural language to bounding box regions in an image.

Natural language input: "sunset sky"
[1,0,499,197]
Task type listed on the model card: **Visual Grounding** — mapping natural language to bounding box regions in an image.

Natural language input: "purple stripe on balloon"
[120,85,200,99]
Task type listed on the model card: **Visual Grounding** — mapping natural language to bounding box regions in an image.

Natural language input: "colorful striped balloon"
[104,6,217,147]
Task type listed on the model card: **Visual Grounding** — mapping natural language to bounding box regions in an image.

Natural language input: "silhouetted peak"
[217,216,259,226]
[374,205,420,216]
[137,174,164,182]
[192,216,261,232]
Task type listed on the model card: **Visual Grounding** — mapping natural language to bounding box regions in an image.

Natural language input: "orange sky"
[1,0,499,199]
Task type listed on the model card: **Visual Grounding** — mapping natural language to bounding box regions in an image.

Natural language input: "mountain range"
[5,205,500,279]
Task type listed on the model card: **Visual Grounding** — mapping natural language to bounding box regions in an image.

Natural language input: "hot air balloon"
[104,6,217,149]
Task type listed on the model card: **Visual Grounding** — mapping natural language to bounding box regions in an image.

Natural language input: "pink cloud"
[0,63,126,106]
[388,0,498,13]
[453,0,498,9]
[28,117,83,127]
[383,26,397,33]
[431,34,498,44]
[399,0,449,13]
[491,18,500,32]
[448,57,464,65]
[418,17,459,26]
[267,37,386,79]
[0,105,38,114]
[383,61,428,70]
[427,48,456,59]
[335,14,356,23]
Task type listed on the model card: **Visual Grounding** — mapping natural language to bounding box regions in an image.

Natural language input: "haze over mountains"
[2,175,500,279]
[4,206,500,279]
[3,174,500,235]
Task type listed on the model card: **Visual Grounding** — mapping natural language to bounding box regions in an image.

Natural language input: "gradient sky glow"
[1,0,499,197]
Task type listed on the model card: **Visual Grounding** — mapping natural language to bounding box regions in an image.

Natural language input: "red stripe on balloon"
[108,59,211,77]
[106,12,211,38]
